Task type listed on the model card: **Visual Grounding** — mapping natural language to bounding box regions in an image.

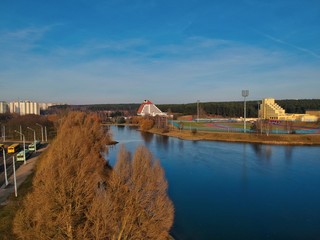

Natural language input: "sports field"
[172,120,320,134]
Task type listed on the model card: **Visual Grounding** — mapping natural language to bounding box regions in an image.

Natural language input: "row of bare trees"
[0,113,55,141]
[13,112,174,239]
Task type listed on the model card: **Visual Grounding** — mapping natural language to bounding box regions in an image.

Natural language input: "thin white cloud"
[257,32,320,59]
[1,33,320,104]
[0,24,61,54]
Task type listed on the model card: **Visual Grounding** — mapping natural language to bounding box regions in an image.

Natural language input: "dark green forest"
[50,99,320,118]
[159,99,320,118]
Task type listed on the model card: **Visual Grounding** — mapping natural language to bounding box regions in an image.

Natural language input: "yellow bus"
[7,143,20,154]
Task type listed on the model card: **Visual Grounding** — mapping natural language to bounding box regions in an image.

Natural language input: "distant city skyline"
[1,0,319,104]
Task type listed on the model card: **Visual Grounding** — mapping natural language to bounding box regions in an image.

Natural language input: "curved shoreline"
[147,128,320,146]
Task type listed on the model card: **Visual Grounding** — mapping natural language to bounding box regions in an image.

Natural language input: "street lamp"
[0,145,8,186]
[13,156,17,197]
[27,127,37,152]
[45,126,48,142]
[2,125,5,142]
[15,130,26,164]
[36,123,44,142]
[0,122,4,141]
[242,90,249,133]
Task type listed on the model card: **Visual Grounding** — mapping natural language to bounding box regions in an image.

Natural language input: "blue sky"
[0,0,319,104]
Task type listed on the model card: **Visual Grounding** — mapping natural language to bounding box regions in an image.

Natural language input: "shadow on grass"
[0,172,35,239]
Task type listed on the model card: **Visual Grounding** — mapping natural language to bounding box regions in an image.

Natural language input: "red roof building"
[137,100,167,117]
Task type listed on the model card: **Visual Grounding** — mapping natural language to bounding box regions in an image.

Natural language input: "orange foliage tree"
[86,145,174,240]
[13,112,111,239]
[140,117,155,131]
[13,112,174,240]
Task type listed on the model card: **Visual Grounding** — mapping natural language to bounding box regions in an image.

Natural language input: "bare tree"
[99,145,174,240]
[14,112,111,239]
[14,112,173,240]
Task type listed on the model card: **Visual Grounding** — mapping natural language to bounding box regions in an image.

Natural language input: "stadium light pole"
[0,146,8,186]
[13,156,17,197]
[197,100,200,122]
[15,130,26,164]
[27,127,37,153]
[242,90,249,133]
[36,123,44,142]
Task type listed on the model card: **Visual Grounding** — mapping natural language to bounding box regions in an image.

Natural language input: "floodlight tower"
[197,100,200,122]
[242,90,249,133]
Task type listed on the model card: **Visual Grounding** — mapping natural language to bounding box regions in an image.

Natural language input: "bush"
[117,117,126,124]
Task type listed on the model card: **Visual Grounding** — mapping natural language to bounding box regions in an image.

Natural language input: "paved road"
[0,146,47,205]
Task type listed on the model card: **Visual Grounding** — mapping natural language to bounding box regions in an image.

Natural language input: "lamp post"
[27,127,37,153]
[15,130,26,164]
[0,122,4,141]
[19,125,22,141]
[36,123,44,142]
[45,126,47,142]
[0,146,8,186]
[2,125,5,142]
[13,156,17,197]
[242,90,249,133]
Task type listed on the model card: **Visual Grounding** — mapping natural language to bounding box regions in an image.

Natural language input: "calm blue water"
[106,126,320,240]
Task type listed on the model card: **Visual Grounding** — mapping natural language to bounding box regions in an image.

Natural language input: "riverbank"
[148,128,320,145]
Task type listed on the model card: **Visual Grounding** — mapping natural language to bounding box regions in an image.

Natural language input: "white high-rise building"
[9,101,20,114]
[0,101,8,113]
[9,101,40,115]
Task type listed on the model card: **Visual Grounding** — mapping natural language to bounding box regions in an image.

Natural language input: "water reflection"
[117,125,125,131]
[178,139,184,152]
[242,144,248,189]
[251,144,272,161]
[155,135,169,150]
[109,126,320,240]
[140,131,154,144]
[251,144,295,165]
[285,146,293,162]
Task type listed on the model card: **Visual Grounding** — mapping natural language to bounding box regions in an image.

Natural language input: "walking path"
[0,146,47,205]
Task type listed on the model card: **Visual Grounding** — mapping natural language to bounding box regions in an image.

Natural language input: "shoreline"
[147,128,320,146]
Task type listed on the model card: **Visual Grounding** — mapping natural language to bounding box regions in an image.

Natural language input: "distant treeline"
[50,99,320,118]
[50,104,140,115]
[159,99,320,118]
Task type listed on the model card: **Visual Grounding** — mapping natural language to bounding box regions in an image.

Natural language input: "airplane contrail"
[254,30,320,59]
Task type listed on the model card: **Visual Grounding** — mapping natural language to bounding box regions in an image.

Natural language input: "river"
[106,126,320,240]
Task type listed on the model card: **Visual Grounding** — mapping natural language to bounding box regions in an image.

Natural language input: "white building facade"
[137,100,167,117]
[0,101,8,114]
[259,98,318,122]
[9,101,40,115]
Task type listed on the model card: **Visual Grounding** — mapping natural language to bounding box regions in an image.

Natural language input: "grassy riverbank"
[148,128,320,145]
